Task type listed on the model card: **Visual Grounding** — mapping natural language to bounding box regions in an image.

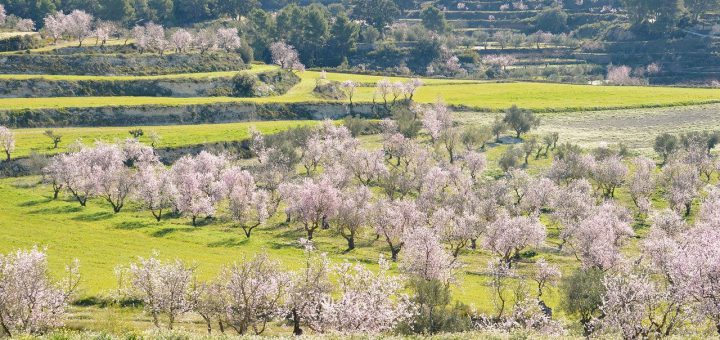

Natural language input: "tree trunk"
[346,235,355,251]
[201,315,212,334]
[192,215,198,226]
[292,308,303,335]
[391,248,400,262]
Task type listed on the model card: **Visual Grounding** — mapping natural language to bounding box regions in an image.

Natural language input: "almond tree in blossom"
[344,148,388,186]
[380,138,432,199]
[340,80,357,104]
[420,101,453,145]
[372,199,426,261]
[134,23,169,54]
[43,151,94,206]
[222,253,291,335]
[568,201,634,270]
[628,156,656,215]
[195,28,218,53]
[404,78,423,101]
[483,210,546,267]
[0,125,14,161]
[463,150,486,182]
[95,22,116,46]
[662,160,701,216]
[189,281,227,334]
[64,10,93,46]
[318,257,414,334]
[430,207,475,258]
[401,225,457,283]
[591,155,627,198]
[90,143,135,213]
[222,167,269,238]
[123,254,195,329]
[375,79,392,107]
[170,29,193,52]
[519,177,558,215]
[281,176,340,240]
[269,41,304,72]
[533,258,561,298]
[599,269,668,338]
[43,11,66,44]
[551,179,595,249]
[171,152,227,226]
[547,149,595,184]
[0,248,79,337]
[15,19,34,32]
[134,165,177,221]
[216,27,241,52]
[286,240,333,335]
[334,185,372,251]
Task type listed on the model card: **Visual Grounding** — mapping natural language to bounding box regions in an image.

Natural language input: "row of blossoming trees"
[5,101,720,336]
[9,8,249,56]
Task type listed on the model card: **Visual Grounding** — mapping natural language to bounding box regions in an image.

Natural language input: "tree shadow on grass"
[72,211,114,222]
[207,237,249,248]
[18,198,53,207]
[267,241,291,250]
[29,205,83,215]
[151,226,199,238]
[276,227,305,240]
[115,221,152,230]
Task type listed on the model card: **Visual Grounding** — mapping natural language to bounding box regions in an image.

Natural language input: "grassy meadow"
[1,67,720,111]
[11,120,320,158]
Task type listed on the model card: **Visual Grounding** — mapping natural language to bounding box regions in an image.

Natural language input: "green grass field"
[11,120,320,158]
[0,142,575,316]
[1,67,719,111]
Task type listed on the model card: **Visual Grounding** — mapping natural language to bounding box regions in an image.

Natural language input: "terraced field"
[2,66,720,111]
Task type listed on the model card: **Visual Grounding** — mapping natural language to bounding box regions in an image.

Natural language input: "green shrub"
[391,105,422,138]
[400,278,473,334]
[561,268,606,336]
[534,7,569,33]
[313,81,346,100]
[232,73,258,97]
[342,116,382,136]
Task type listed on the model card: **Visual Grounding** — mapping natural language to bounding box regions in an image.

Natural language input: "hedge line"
[0,70,299,98]
[0,102,380,128]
